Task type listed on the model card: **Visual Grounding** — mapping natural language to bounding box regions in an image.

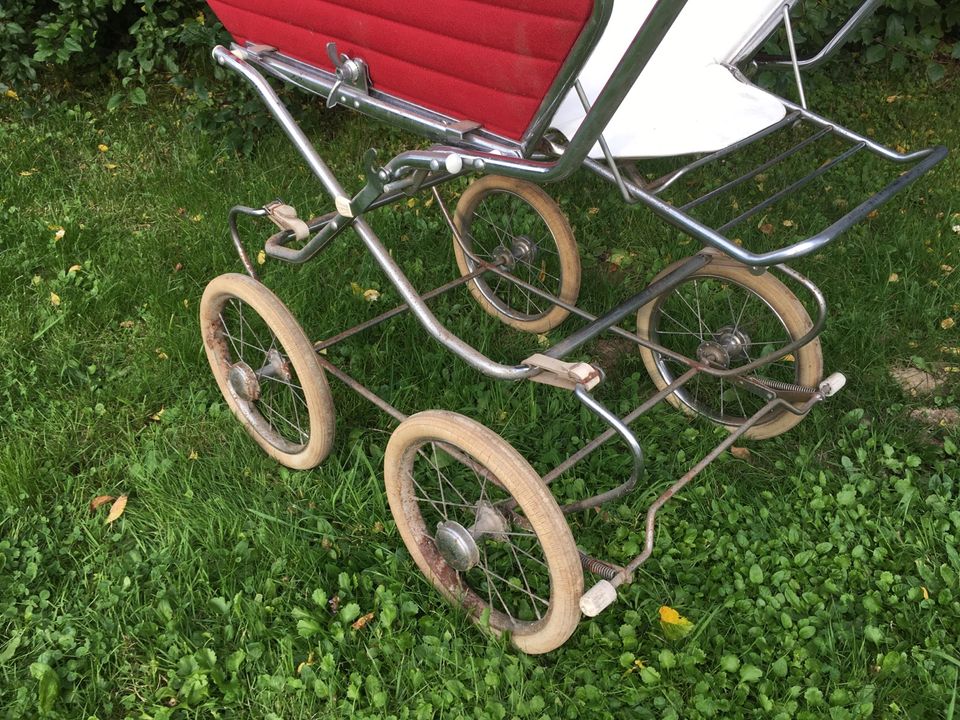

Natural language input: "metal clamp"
[264,201,310,242]
[523,354,601,391]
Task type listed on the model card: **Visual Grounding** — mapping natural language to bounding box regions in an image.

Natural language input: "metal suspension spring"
[579,551,619,581]
[752,377,817,394]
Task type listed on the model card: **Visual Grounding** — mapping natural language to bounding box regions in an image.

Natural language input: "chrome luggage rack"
[199,0,946,653]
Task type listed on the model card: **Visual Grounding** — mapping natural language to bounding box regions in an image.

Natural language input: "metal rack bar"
[679,126,831,212]
[717,142,865,233]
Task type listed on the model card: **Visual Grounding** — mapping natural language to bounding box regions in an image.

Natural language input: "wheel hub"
[228,349,292,402]
[435,501,510,572]
[697,326,751,368]
[494,235,538,271]
[228,361,261,402]
[435,521,480,571]
[696,341,730,369]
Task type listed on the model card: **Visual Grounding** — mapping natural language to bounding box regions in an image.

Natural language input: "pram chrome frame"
[204,0,947,651]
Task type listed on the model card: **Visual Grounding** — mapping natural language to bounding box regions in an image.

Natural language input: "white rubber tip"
[579,580,617,617]
[444,153,463,175]
[820,372,847,397]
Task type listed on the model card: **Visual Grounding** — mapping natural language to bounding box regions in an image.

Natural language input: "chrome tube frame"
[746,0,885,72]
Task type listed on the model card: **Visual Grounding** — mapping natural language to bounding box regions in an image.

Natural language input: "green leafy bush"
[0,0,222,103]
[3,0,958,105]
[773,0,960,81]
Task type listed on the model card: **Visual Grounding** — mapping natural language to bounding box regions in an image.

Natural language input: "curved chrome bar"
[212,45,536,383]
[561,385,645,515]
[749,0,885,72]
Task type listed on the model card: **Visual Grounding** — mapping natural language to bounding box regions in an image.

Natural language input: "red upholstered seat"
[207,0,595,141]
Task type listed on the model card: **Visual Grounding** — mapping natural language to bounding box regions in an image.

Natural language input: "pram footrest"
[588,106,946,268]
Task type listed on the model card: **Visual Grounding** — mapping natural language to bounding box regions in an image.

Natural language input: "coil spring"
[579,551,619,581]
[752,377,817,394]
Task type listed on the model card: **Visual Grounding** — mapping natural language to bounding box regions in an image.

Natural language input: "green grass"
[1,61,959,719]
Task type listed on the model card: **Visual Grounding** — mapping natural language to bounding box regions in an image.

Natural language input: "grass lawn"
[1,58,959,719]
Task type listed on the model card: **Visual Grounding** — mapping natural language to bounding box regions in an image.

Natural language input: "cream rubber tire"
[385,410,583,654]
[637,257,822,440]
[200,273,335,469]
[453,176,581,333]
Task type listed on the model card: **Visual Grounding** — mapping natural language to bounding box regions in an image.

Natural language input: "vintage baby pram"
[199,0,947,653]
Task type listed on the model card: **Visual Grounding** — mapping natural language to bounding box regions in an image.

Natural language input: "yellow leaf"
[149,407,165,421]
[90,495,115,511]
[98,144,109,153]
[54,228,65,241]
[296,652,314,674]
[782,354,795,363]
[406,197,417,208]
[257,250,266,265]
[941,264,955,274]
[363,289,380,302]
[351,612,375,630]
[942,318,956,330]
[659,605,694,640]
[68,264,82,274]
[922,586,929,600]
[191,214,203,223]
[5,89,18,100]
[32,275,42,286]
[537,333,550,347]
[19,170,32,177]
[588,207,599,215]
[888,273,899,283]
[196,11,205,24]
[350,282,363,296]
[104,163,118,170]
[105,495,128,524]
[782,219,794,227]
[155,348,169,361]
[188,449,199,461]
[50,292,61,307]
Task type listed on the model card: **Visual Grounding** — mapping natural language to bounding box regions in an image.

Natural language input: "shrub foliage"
[1,0,957,104]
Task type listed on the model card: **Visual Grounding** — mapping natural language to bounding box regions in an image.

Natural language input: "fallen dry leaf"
[351,612,375,630]
[90,495,115,511]
[730,446,752,461]
[106,495,128,524]
[888,273,900,283]
[890,366,942,396]
[909,407,960,428]
[759,222,774,236]
[941,318,956,330]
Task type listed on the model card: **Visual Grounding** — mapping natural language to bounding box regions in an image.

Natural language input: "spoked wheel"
[636,258,822,440]
[385,411,583,654]
[200,273,335,469]
[452,176,581,333]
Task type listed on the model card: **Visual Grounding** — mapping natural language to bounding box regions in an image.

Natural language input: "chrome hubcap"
[435,501,510,572]
[228,361,261,402]
[435,521,480,571]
